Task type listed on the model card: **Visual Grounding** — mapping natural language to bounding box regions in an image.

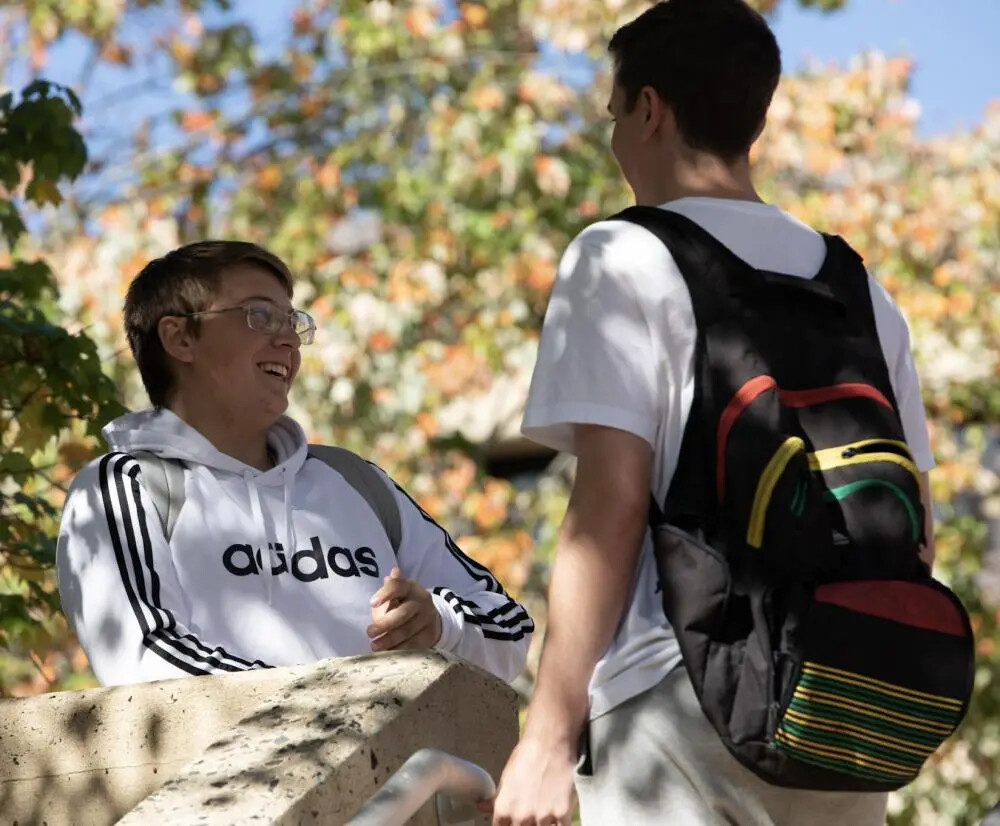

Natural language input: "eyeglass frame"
[166,299,316,345]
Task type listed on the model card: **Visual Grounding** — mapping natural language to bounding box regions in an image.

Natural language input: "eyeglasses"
[171,301,316,345]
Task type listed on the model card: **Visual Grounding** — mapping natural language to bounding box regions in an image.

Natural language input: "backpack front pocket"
[808,439,925,571]
[773,579,974,791]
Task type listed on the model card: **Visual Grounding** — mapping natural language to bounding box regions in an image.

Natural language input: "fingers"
[369,567,408,609]
[368,570,442,651]
[491,811,569,826]
[369,605,436,651]
[369,597,421,640]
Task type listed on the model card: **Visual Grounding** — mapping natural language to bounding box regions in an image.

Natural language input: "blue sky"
[12,0,999,144]
[232,0,1000,136]
[769,0,998,136]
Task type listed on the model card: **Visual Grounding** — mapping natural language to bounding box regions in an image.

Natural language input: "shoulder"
[571,215,679,261]
[69,452,128,486]
[62,452,137,517]
[561,216,687,298]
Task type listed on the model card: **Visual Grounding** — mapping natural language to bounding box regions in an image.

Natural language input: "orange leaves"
[368,330,395,352]
[460,3,489,28]
[512,253,557,293]
[57,441,93,472]
[440,454,476,499]
[423,344,490,397]
[316,162,340,191]
[472,85,505,112]
[405,8,436,38]
[476,156,500,177]
[292,9,313,36]
[169,37,193,63]
[533,155,571,197]
[340,266,377,290]
[387,260,446,305]
[180,111,214,133]
[416,412,438,438]
[465,478,513,531]
[387,261,419,304]
[458,530,533,595]
[255,165,282,192]
[300,93,324,118]
[900,287,950,322]
[99,41,132,66]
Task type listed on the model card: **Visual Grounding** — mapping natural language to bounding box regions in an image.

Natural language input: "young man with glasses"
[56,241,533,686]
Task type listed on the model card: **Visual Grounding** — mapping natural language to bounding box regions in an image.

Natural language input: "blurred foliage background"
[0,0,997,822]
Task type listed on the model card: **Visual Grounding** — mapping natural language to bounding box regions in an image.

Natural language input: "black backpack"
[615,206,975,792]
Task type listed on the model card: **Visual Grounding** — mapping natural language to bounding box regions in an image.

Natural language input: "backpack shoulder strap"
[132,451,186,542]
[308,445,402,554]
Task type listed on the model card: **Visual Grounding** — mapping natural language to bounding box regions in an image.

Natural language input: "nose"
[274,319,302,349]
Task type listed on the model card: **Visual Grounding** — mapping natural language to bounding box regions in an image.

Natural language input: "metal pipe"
[345,748,495,826]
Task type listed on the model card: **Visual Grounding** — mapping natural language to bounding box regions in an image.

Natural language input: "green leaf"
[0,261,56,302]
[0,201,26,248]
[0,452,35,476]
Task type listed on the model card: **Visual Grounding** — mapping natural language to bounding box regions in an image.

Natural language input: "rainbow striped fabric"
[775,661,964,783]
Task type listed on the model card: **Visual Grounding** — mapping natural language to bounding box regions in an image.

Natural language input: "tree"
[2,0,996,822]
[0,79,125,694]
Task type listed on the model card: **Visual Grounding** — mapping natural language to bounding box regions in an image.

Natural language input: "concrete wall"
[0,651,518,825]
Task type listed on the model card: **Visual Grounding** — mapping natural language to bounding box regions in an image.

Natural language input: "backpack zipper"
[808,440,921,489]
[717,376,895,501]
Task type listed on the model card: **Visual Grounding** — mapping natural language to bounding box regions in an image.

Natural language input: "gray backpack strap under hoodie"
[307,444,402,554]
[133,451,186,541]
[133,446,401,553]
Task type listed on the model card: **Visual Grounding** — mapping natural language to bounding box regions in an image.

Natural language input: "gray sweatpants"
[575,667,888,826]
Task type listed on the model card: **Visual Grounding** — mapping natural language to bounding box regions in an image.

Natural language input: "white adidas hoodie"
[57,408,533,686]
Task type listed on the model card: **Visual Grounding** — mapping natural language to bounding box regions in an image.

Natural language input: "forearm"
[522,548,628,744]
[522,472,647,746]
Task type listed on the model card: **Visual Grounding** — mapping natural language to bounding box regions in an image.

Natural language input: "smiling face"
[170,264,303,432]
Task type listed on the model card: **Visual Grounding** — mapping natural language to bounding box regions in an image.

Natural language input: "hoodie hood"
[102,407,308,478]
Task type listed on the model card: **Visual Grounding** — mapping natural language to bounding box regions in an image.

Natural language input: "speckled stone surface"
[117,650,517,825]
[1,664,302,825]
[1,651,517,825]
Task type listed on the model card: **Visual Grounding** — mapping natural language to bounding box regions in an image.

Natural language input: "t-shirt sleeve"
[868,277,934,472]
[522,229,660,454]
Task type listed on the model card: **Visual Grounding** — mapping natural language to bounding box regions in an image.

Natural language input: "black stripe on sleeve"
[100,454,268,675]
[363,463,534,642]
[434,587,535,642]
[388,479,505,593]
[127,464,266,669]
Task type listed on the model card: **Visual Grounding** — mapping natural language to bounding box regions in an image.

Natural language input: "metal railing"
[345,748,495,826]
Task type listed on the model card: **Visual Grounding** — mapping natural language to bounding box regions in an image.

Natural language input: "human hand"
[481,735,578,826]
[367,567,443,652]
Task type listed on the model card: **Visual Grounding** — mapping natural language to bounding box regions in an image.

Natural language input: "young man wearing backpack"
[490,1,972,824]
[57,241,533,686]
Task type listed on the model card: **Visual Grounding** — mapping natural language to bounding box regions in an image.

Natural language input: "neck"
[166,395,273,471]
[634,146,761,207]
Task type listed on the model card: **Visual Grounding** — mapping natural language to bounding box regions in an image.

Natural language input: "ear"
[639,85,666,142]
[157,316,196,365]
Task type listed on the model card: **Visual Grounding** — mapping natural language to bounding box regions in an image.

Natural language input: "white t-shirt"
[522,197,934,719]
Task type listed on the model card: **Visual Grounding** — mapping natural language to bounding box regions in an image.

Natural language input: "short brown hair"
[124,240,293,407]
[609,0,781,161]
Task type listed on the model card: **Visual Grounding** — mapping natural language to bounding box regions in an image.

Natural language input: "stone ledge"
[0,651,518,825]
